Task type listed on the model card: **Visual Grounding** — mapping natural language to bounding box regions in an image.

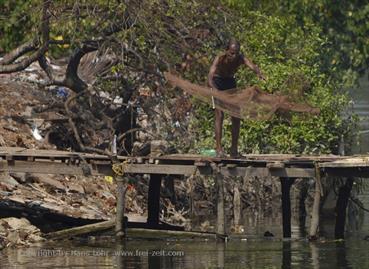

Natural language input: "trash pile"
[0,218,44,249]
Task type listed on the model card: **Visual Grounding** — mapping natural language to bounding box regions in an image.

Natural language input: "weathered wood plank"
[319,157,369,168]
[124,164,198,175]
[221,167,315,178]
[0,160,101,176]
[45,219,115,239]
[1,160,318,178]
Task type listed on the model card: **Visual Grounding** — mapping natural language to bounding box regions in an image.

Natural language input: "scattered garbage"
[55,87,68,99]
[199,148,216,157]
[31,125,43,141]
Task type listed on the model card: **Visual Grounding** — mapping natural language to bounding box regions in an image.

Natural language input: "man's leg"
[230,116,240,157]
[215,108,224,156]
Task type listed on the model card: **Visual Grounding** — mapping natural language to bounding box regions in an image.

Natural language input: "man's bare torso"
[213,52,244,78]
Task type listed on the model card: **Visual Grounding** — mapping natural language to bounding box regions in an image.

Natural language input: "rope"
[112,160,129,176]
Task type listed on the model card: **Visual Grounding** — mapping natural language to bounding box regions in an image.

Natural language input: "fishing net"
[164,72,320,120]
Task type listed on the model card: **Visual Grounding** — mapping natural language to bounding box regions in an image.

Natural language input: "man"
[208,38,265,158]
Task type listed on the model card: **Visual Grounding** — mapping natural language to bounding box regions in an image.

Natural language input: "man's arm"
[208,55,220,89]
[243,56,265,80]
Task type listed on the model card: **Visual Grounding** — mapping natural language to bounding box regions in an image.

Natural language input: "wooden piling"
[280,177,295,238]
[233,183,241,228]
[309,166,323,240]
[335,177,354,239]
[147,174,163,226]
[115,175,127,238]
[215,168,226,238]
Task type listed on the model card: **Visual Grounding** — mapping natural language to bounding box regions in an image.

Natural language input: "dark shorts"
[212,76,236,91]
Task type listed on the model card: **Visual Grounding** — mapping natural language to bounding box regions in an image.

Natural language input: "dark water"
[0,239,368,269]
[1,207,369,269]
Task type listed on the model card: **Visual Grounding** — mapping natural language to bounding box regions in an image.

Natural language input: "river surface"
[0,211,369,269]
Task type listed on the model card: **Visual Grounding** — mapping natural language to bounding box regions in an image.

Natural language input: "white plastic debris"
[32,126,43,141]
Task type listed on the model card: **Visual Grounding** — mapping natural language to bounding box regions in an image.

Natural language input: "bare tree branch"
[0,0,51,74]
[0,45,48,74]
[0,40,39,65]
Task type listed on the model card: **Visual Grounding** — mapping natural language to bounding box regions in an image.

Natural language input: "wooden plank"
[1,159,316,178]
[221,167,315,178]
[124,164,198,175]
[160,153,348,162]
[319,157,369,168]
[0,160,104,176]
[0,147,115,161]
[45,219,116,239]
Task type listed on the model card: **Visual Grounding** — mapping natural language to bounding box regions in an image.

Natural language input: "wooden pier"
[1,147,368,239]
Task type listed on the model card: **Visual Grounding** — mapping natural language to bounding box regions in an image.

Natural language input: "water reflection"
[1,236,369,268]
[281,241,291,269]
[216,242,225,269]
[335,242,352,269]
[1,194,369,269]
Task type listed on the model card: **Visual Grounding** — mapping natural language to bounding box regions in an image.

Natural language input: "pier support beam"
[280,177,295,238]
[147,174,163,227]
[214,165,226,239]
[115,175,127,238]
[216,171,225,237]
[335,177,354,239]
[309,167,323,240]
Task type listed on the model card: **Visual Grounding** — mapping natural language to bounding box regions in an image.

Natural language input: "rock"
[33,174,65,191]
[0,218,43,248]
[9,196,25,204]
[0,175,19,188]
[98,190,116,201]
[21,106,33,117]
[0,182,16,191]
[66,182,85,194]
[0,235,7,250]
[0,134,5,146]
[84,183,98,194]
[6,231,22,245]
[1,217,37,232]
[9,172,28,183]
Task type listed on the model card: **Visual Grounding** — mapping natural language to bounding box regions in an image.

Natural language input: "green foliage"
[190,7,359,155]
[1,0,365,156]
[0,0,40,51]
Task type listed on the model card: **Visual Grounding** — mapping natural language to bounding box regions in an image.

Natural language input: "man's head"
[226,38,240,60]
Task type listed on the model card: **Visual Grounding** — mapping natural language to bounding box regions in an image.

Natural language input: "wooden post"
[280,177,295,238]
[309,166,323,240]
[298,180,309,237]
[233,183,241,228]
[147,174,163,227]
[215,167,226,238]
[335,177,354,239]
[115,176,127,238]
